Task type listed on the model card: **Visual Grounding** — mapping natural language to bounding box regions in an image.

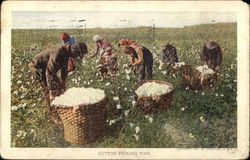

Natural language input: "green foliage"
[11,23,237,148]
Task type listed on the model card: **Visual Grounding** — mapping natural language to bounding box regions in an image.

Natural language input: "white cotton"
[196,65,215,74]
[51,87,105,106]
[135,82,173,97]
[149,117,153,123]
[116,104,122,109]
[174,61,186,68]
[125,69,131,75]
[113,97,119,101]
[126,75,130,80]
[135,126,140,134]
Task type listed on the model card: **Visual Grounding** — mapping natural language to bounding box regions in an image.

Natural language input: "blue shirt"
[62,36,76,45]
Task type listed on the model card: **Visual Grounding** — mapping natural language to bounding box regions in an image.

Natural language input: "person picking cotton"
[28,42,88,105]
[160,42,179,69]
[122,45,153,82]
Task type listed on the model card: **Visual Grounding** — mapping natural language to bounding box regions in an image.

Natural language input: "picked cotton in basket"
[135,82,172,97]
[174,62,186,68]
[196,65,215,74]
[51,87,105,106]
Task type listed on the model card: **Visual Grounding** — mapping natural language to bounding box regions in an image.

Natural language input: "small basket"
[52,97,108,145]
[180,65,217,90]
[133,80,174,114]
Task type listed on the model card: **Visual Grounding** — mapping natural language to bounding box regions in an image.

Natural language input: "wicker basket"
[133,80,174,114]
[52,97,108,145]
[180,65,217,90]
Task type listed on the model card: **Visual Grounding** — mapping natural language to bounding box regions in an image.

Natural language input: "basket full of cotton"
[134,80,174,114]
[51,87,108,144]
[180,65,217,90]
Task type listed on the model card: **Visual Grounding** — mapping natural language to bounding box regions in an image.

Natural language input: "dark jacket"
[31,44,69,90]
[161,44,178,64]
[201,41,222,70]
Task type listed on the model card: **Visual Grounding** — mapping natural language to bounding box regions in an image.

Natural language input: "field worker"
[28,42,88,105]
[160,42,179,68]
[118,39,137,46]
[122,45,153,82]
[201,41,222,71]
[60,32,77,72]
[60,32,76,45]
[91,35,113,59]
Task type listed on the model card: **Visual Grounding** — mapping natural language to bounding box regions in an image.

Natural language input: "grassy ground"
[11,23,237,148]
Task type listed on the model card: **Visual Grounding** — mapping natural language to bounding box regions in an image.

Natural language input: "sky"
[12,11,237,29]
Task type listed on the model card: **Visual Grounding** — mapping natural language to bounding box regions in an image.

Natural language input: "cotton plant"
[145,115,154,124]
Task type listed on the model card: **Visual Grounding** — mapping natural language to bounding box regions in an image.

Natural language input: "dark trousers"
[28,62,64,106]
[138,58,153,82]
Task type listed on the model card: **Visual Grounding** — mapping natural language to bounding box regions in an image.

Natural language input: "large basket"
[133,80,174,114]
[52,97,108,145]
[180,65,217,90]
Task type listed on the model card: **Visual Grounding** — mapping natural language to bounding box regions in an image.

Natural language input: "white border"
[1,1,249,159]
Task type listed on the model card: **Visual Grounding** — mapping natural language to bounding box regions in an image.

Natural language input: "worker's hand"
[59,82,66,93]
[49,90,57,103]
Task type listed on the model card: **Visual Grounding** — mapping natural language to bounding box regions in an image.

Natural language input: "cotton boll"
[158,65,162,70]
[189,133,194,138]
[149,117,153,123]
[105,82,110,86]
[135,126,140,134]
[180,107,185,111]
[129,123,134,128]
[126,75,130,80]
[125,69,131,75]
[116,104,122,109]
[113,97,119,101]
[133,134,139,141]
[132,100,136,107]
[199,116,205,121]
[124,110,130,117]
[11,106,19,111]
[109,120,116,126]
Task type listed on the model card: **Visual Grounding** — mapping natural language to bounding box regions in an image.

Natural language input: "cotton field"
[11,23,237,148]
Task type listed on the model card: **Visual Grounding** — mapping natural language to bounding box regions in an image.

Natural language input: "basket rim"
[51,96,108,109]
[133,80,174,99]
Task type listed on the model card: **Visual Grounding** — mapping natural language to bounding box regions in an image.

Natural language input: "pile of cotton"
[51,87,105,106]
[196,65,215,74]
[135,82,173,97]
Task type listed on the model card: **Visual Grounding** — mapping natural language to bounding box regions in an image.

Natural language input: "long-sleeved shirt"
[94,39,112,57]
[129,46,153,66]
[161,44,178,64]
[62,36,76,45]
[31,44,69,90]
[201,41,222,70]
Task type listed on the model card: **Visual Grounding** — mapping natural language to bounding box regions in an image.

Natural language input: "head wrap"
[93,35,103,42]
